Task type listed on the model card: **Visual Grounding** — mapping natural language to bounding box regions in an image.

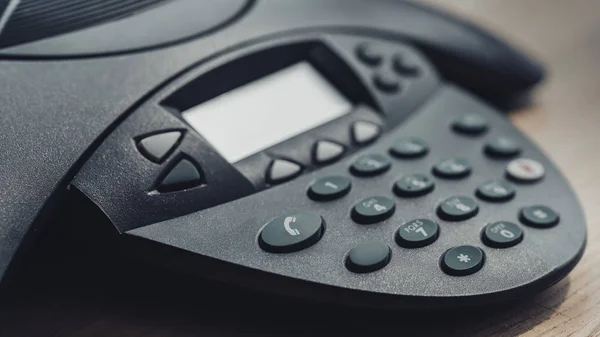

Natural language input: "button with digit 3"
[259,211,324,253]
[350,154,391,177]
[437,196,479,221]
[307,176,352,201]
[433,158,471,179]
[482,221,523,248]
[393,173,435,197]
[396,219,439,248]
[351,196,395,224]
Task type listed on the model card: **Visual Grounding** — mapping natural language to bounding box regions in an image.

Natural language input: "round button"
[392,54,420,76]
[519,205,559,228]
[437,196,479,221]
[351,196,395,224]
[350,154,391,177]
[393,173,435,197]
[396,219,439,248]
[345,242,391,273]
[485,137,521,158]
[452,114,488,135]
[475,180,516,202]
[259,212,324,253]
[482,222,523,248]
[441,245,485,276]
[355,43,383,66]
[506,158,545,183]
[307,176,352,201]
[432,158,472,179]
[389,138,429,158]
[373,72,400,94]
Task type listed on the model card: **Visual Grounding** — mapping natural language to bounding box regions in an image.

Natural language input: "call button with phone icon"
[259,211,324,253]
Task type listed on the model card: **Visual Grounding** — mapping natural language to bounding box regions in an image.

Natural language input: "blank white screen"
[182,62,352,163]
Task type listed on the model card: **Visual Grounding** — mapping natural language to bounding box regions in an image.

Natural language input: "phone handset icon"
[284,216,300,236]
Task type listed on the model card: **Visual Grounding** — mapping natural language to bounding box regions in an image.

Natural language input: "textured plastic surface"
[129,86,586,308]
[0,0,553,299]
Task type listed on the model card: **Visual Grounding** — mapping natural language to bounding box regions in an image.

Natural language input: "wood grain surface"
[1,0,599,336]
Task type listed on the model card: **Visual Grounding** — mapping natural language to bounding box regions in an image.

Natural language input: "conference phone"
[0,0,586,308]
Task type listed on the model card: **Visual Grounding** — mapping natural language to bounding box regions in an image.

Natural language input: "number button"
[351,196,395,224]
[433,158,471,179]
[452,114,488,135]
[389,138,429,158]
[396,219,439,248]
[393,173,435,197]
[437,196,479,221]
[307,176,352,201]
[476,180,515,202]
[482,222,523,248]
[350,154,391,177]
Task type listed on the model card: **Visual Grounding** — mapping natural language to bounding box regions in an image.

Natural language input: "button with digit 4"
[307,176,352,201]
[350,154,391,177]
[393,173,435,197]
[441,245,485,276]
[437,196,479,221]
[433,158,471,179]
[520,205,559,228]
[396,219,439,248]
[476,180,516,202]
[389,138,429,158]
[259,211,324,253]
[352,196,395,224]
[482,222,523,248]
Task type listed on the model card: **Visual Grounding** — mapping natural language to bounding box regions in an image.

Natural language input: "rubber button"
[519,205,559,228]
[313,140,344,165]
[506,158,545,183]
[137,131,182,163]
[267,159,302,184]
[452,114,488,135]
[259,212,324,253]
[350,154,391,177]
[485,137,521,158]
[355,43,383,67]
[392,54,420,76]
[441,245,485,276]
[307,176,352,201]
[396,219,439,248]
[346,242,391,273]
[157,158,203,192]
[389,138,429,159]
[432,158,471,179]
[351,196,395,224]
[351,121,381,145]
[476,180,516,202]
[393,173,435,197]
[373,72,400,94]
[437,196,479,221]
[482,222,523,248]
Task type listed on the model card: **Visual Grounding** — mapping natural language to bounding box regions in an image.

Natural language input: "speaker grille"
[0,0,170,49]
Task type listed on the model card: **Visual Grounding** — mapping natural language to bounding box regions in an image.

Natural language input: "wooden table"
[1,0,599,336]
